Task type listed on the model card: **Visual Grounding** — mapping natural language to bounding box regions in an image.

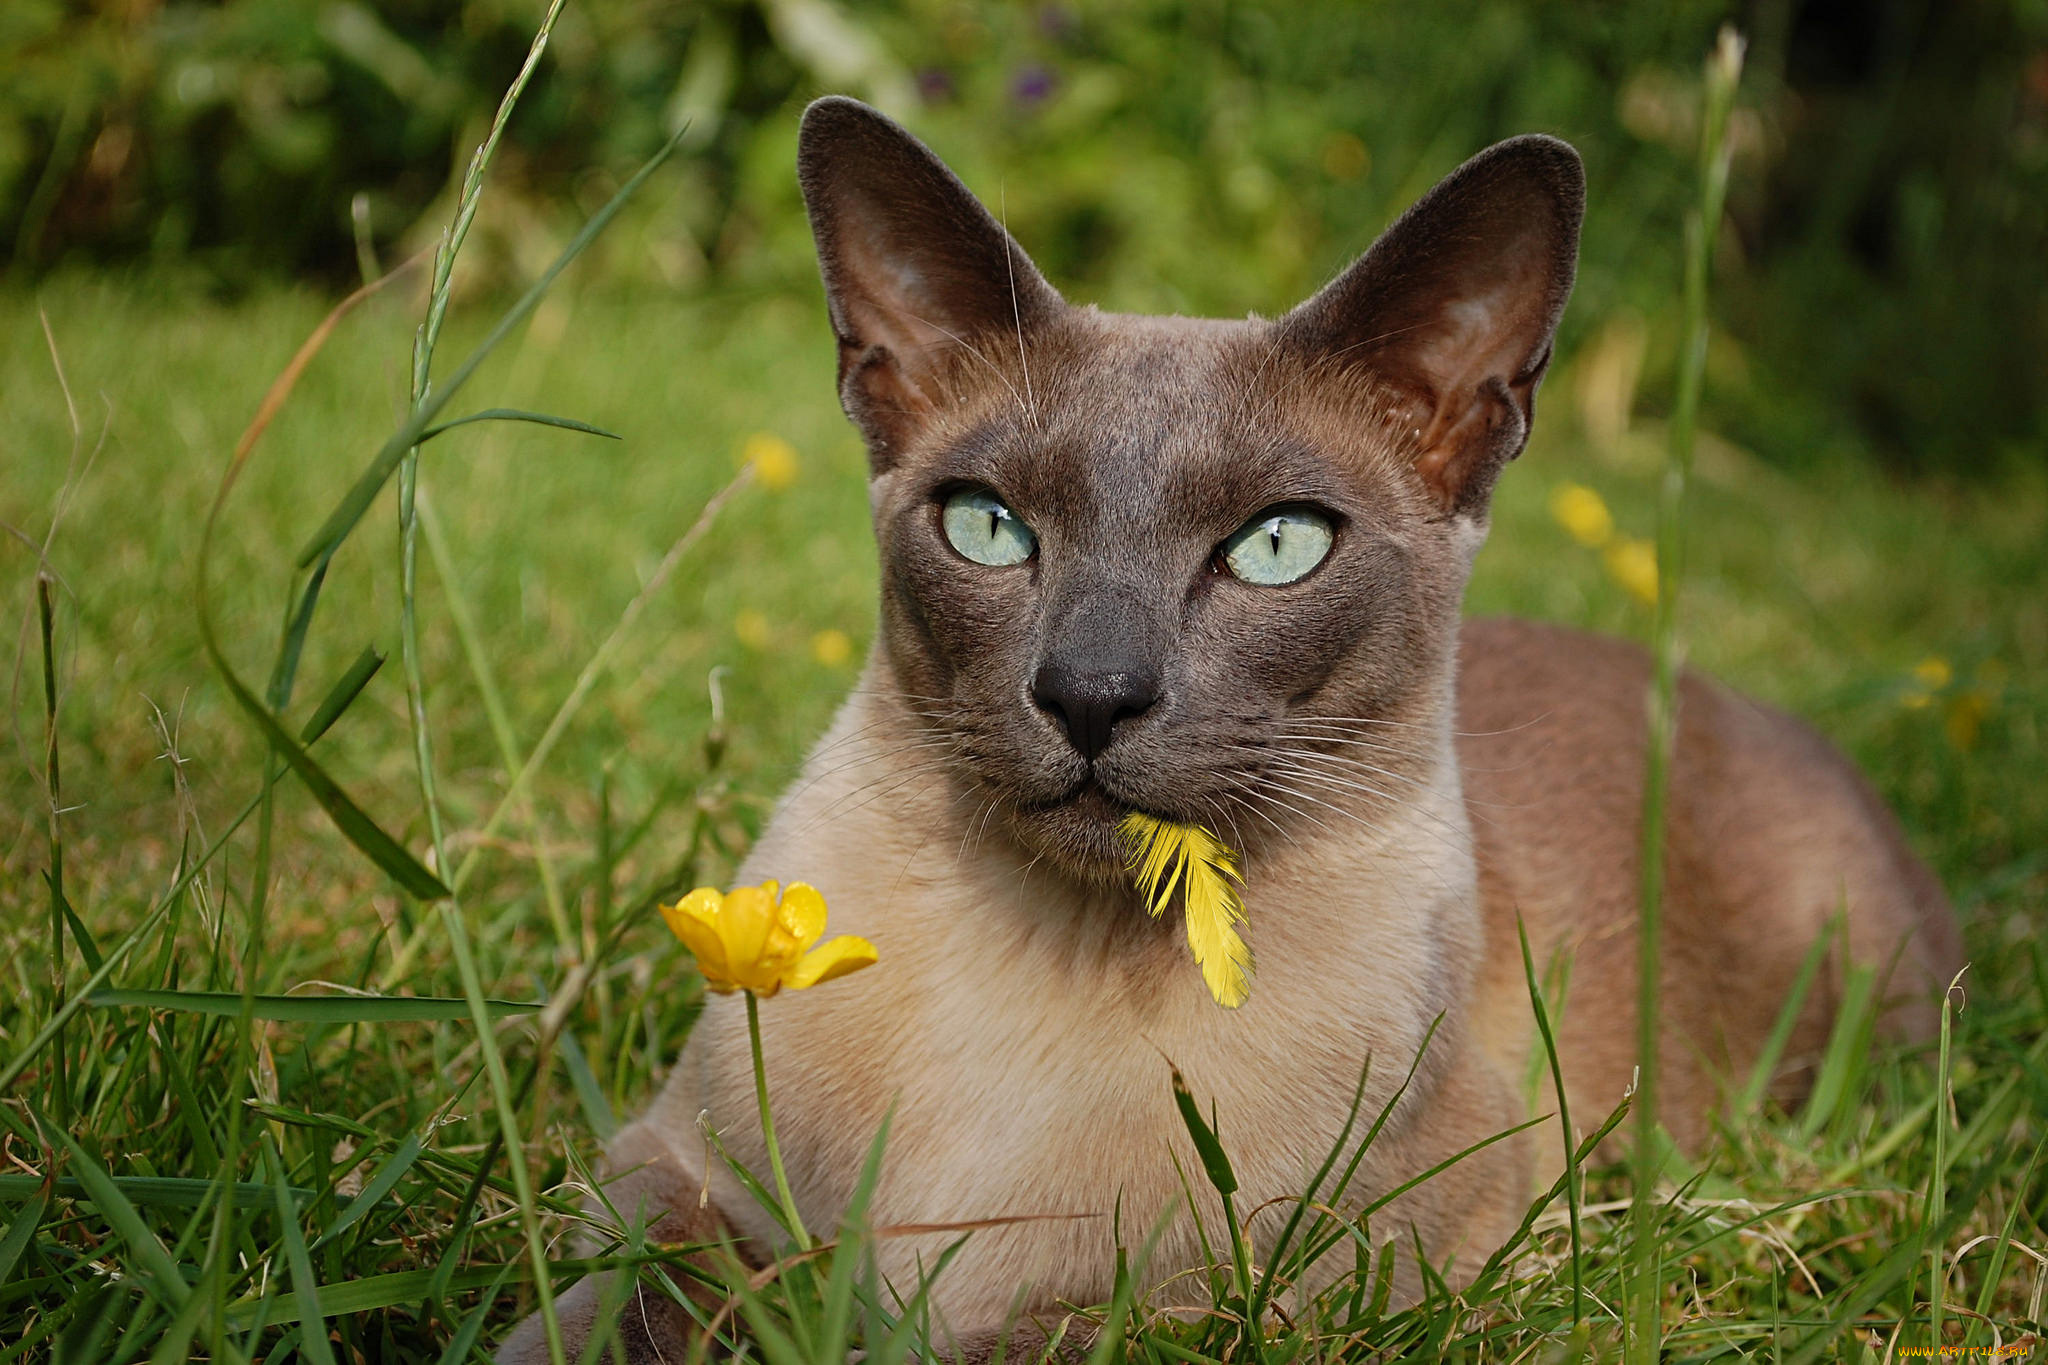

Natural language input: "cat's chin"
[1002,781,1162,887]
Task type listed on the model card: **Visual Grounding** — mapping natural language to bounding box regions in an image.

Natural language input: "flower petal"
[785,935,878,990]
[756,917,805,983]
[777,882,828,950]
[661,892,735,990]
[664,886,725,926]
[719,883,777,985]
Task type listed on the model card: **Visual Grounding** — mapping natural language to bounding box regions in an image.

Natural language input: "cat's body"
[499,100,1959,1362]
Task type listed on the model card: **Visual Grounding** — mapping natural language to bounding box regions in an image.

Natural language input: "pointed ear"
[798,97,1062,468]
[1279,135,1583,516]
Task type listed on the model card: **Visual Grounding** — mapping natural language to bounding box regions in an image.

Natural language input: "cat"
[499,96,1961,1362]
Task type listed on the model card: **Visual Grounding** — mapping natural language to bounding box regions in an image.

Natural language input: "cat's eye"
[1220,508,1335,586]
[941,487,1037,566]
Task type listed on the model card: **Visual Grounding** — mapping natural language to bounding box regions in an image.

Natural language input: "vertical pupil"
[988,508,1000,539]
[1267,519,1284,555]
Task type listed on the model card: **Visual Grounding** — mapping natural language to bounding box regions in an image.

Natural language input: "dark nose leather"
[1031,659,1159,762]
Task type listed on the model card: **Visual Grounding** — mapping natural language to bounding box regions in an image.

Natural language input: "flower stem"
[746,990,810,1250]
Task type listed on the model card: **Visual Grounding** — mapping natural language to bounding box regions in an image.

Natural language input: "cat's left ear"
[1279,136,1583,516]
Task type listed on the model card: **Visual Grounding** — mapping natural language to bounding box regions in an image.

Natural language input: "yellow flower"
[660,881,876,997]
[810,628,853,666]
[1604,536,1660,606]
[1549,482,1615,549]
[1944,692,1989,751]
[1120,814,1254,1009]
[741,432,801,491]
[1901,657,1952,710]
[734,608,772,650]
[1320,131,1370,180]
[1914,657,1954,690]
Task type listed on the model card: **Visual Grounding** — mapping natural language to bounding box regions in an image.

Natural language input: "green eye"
[941,488,1037,566]
[1221,508,1335,585]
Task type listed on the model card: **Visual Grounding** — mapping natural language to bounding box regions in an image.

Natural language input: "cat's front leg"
[496,1118,743,1364]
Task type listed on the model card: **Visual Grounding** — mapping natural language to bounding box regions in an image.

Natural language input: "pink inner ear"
[1415,292,1519,390]
[840,239,938,348]
[1401,257,1556,505]
[836,236,977,411]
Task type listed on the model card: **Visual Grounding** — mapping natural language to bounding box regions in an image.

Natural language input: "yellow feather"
[1119,813,1255,1008]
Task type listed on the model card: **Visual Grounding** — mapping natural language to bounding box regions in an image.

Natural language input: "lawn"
[2,241,2044,1356]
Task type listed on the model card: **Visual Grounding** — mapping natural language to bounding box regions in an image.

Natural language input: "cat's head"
[797,97,1582,879]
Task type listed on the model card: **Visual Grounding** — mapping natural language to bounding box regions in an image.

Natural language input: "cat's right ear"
[798,97,1062,469]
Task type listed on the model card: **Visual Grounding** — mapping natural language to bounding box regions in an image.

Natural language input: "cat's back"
[1452,616,1960,1142]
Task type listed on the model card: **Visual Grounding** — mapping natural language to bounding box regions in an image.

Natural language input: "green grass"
[4,125,2047,1365]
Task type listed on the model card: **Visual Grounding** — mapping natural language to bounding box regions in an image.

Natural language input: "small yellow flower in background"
[1914,656,1954,690]
[1945,692,1989,751]
[741,431,801,491]
[1901,658,1952,710]
[1320,131,1370,180]
[660,880,876,997]
[1121,814,1254,1009]
[1550,480,1660,608]
[734,608,772,650]
[1896,655,1996,748]
[810,628,853,667]
[1603,536,1660,606]
[1549,482,1615,549]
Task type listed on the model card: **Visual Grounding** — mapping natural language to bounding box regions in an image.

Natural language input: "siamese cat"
[500,97,1960,1361]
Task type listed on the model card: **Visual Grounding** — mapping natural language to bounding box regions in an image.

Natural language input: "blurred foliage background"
[4,0,2045,480]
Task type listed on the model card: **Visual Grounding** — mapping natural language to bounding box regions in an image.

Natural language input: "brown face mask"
[797,96,1583,880]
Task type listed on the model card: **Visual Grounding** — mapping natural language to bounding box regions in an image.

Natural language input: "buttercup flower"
[660,880,875,997]
[734,608,772,650]
[1904,656,1954,705]
[1550,482,1616,549]
[741,431,800,490]
[1603,536,1660,606]
[811,627,853,666]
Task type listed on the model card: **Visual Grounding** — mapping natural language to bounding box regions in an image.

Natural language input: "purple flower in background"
[1011,63,1056,107]
[916,67,956,104]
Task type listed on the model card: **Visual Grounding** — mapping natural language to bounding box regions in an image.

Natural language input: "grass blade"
[1732,911,1835,1117]
[556,1030,617,1141]
[1170,1067,1237,1197]
[1797,959,1877,1140]
[267,556,331,711]
[435,1262,516,1365]
[312,1133,423,1250]
[1629,30,1744,1365]
[417,407,621,444]
[1518,914,1582,1325]
[43,1115,190,1312]
[299,646,384,744]
[0,1175,328,1210]
[266,1138,337,1365]
[294,127,685,572]
[1782,1153,2002,1365]
[46,873,101,973]
[193,611,450,898]
[0,1189,46,1287]
[86,989,540,1023]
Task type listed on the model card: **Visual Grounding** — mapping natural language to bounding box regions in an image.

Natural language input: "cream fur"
[623,653,1529,1330]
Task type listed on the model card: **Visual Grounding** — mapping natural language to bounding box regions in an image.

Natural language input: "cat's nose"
[1031,660,1159,762]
